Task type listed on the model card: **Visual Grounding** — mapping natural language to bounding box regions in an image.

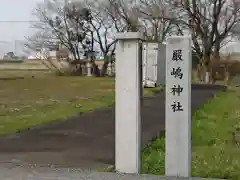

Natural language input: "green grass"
[142,87,240,179]
[0,71,161,136]
[5,70,238,179]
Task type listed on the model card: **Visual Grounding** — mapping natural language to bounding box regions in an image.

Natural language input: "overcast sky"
[0,0,42,56]
[0,0,42,41]
[0,0,238,57]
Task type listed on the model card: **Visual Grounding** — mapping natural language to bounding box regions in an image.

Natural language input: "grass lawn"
[142,87,240,180]
[2,70,239,179]
[0,70,160,136]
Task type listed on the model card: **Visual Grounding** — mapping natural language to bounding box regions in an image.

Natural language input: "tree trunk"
[100,55,110,77]
[224,65,230,85]
[100,61,109,76]
[214,48,220,60]
[91,61,100,77]
[203,53,211,84]
[214,35,221,60]
[197,63,204,82]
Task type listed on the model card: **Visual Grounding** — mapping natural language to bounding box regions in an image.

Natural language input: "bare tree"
[24,33,64,73]
[24,41,66,75]
[26,0,93,75]
[139,0,182,42]
[106,0,183,42]
[168,0,240,82]
[107,0,142,32]
[88,0,182,75]
[84,0,127,76]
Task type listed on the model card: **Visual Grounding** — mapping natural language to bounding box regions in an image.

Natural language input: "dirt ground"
[0,84,226,170]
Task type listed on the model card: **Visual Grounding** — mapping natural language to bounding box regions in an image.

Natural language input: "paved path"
[0,167,222,180]
[0,84,226,170]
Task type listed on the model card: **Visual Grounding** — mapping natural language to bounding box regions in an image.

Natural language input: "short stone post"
[115,32,144,174]
[86,62,92,76]
[165,36,192,177]
[107,62,113,76]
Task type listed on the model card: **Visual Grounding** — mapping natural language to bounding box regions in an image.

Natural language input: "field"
[0,60,105,71]
[0,69,239,179]
[0,70,158,135]
[0,71,114,135]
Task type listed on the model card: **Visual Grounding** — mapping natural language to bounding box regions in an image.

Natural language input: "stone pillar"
[115,32,145,174]
[165,36,192,177]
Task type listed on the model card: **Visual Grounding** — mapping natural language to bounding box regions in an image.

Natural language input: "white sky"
[0,0,42,41]
[0,0,238,57]
[0,0,42,57]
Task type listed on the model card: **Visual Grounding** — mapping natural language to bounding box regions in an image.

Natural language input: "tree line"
[25,0,240,79]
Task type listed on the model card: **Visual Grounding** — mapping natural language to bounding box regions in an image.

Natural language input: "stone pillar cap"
[115,32,145,40]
